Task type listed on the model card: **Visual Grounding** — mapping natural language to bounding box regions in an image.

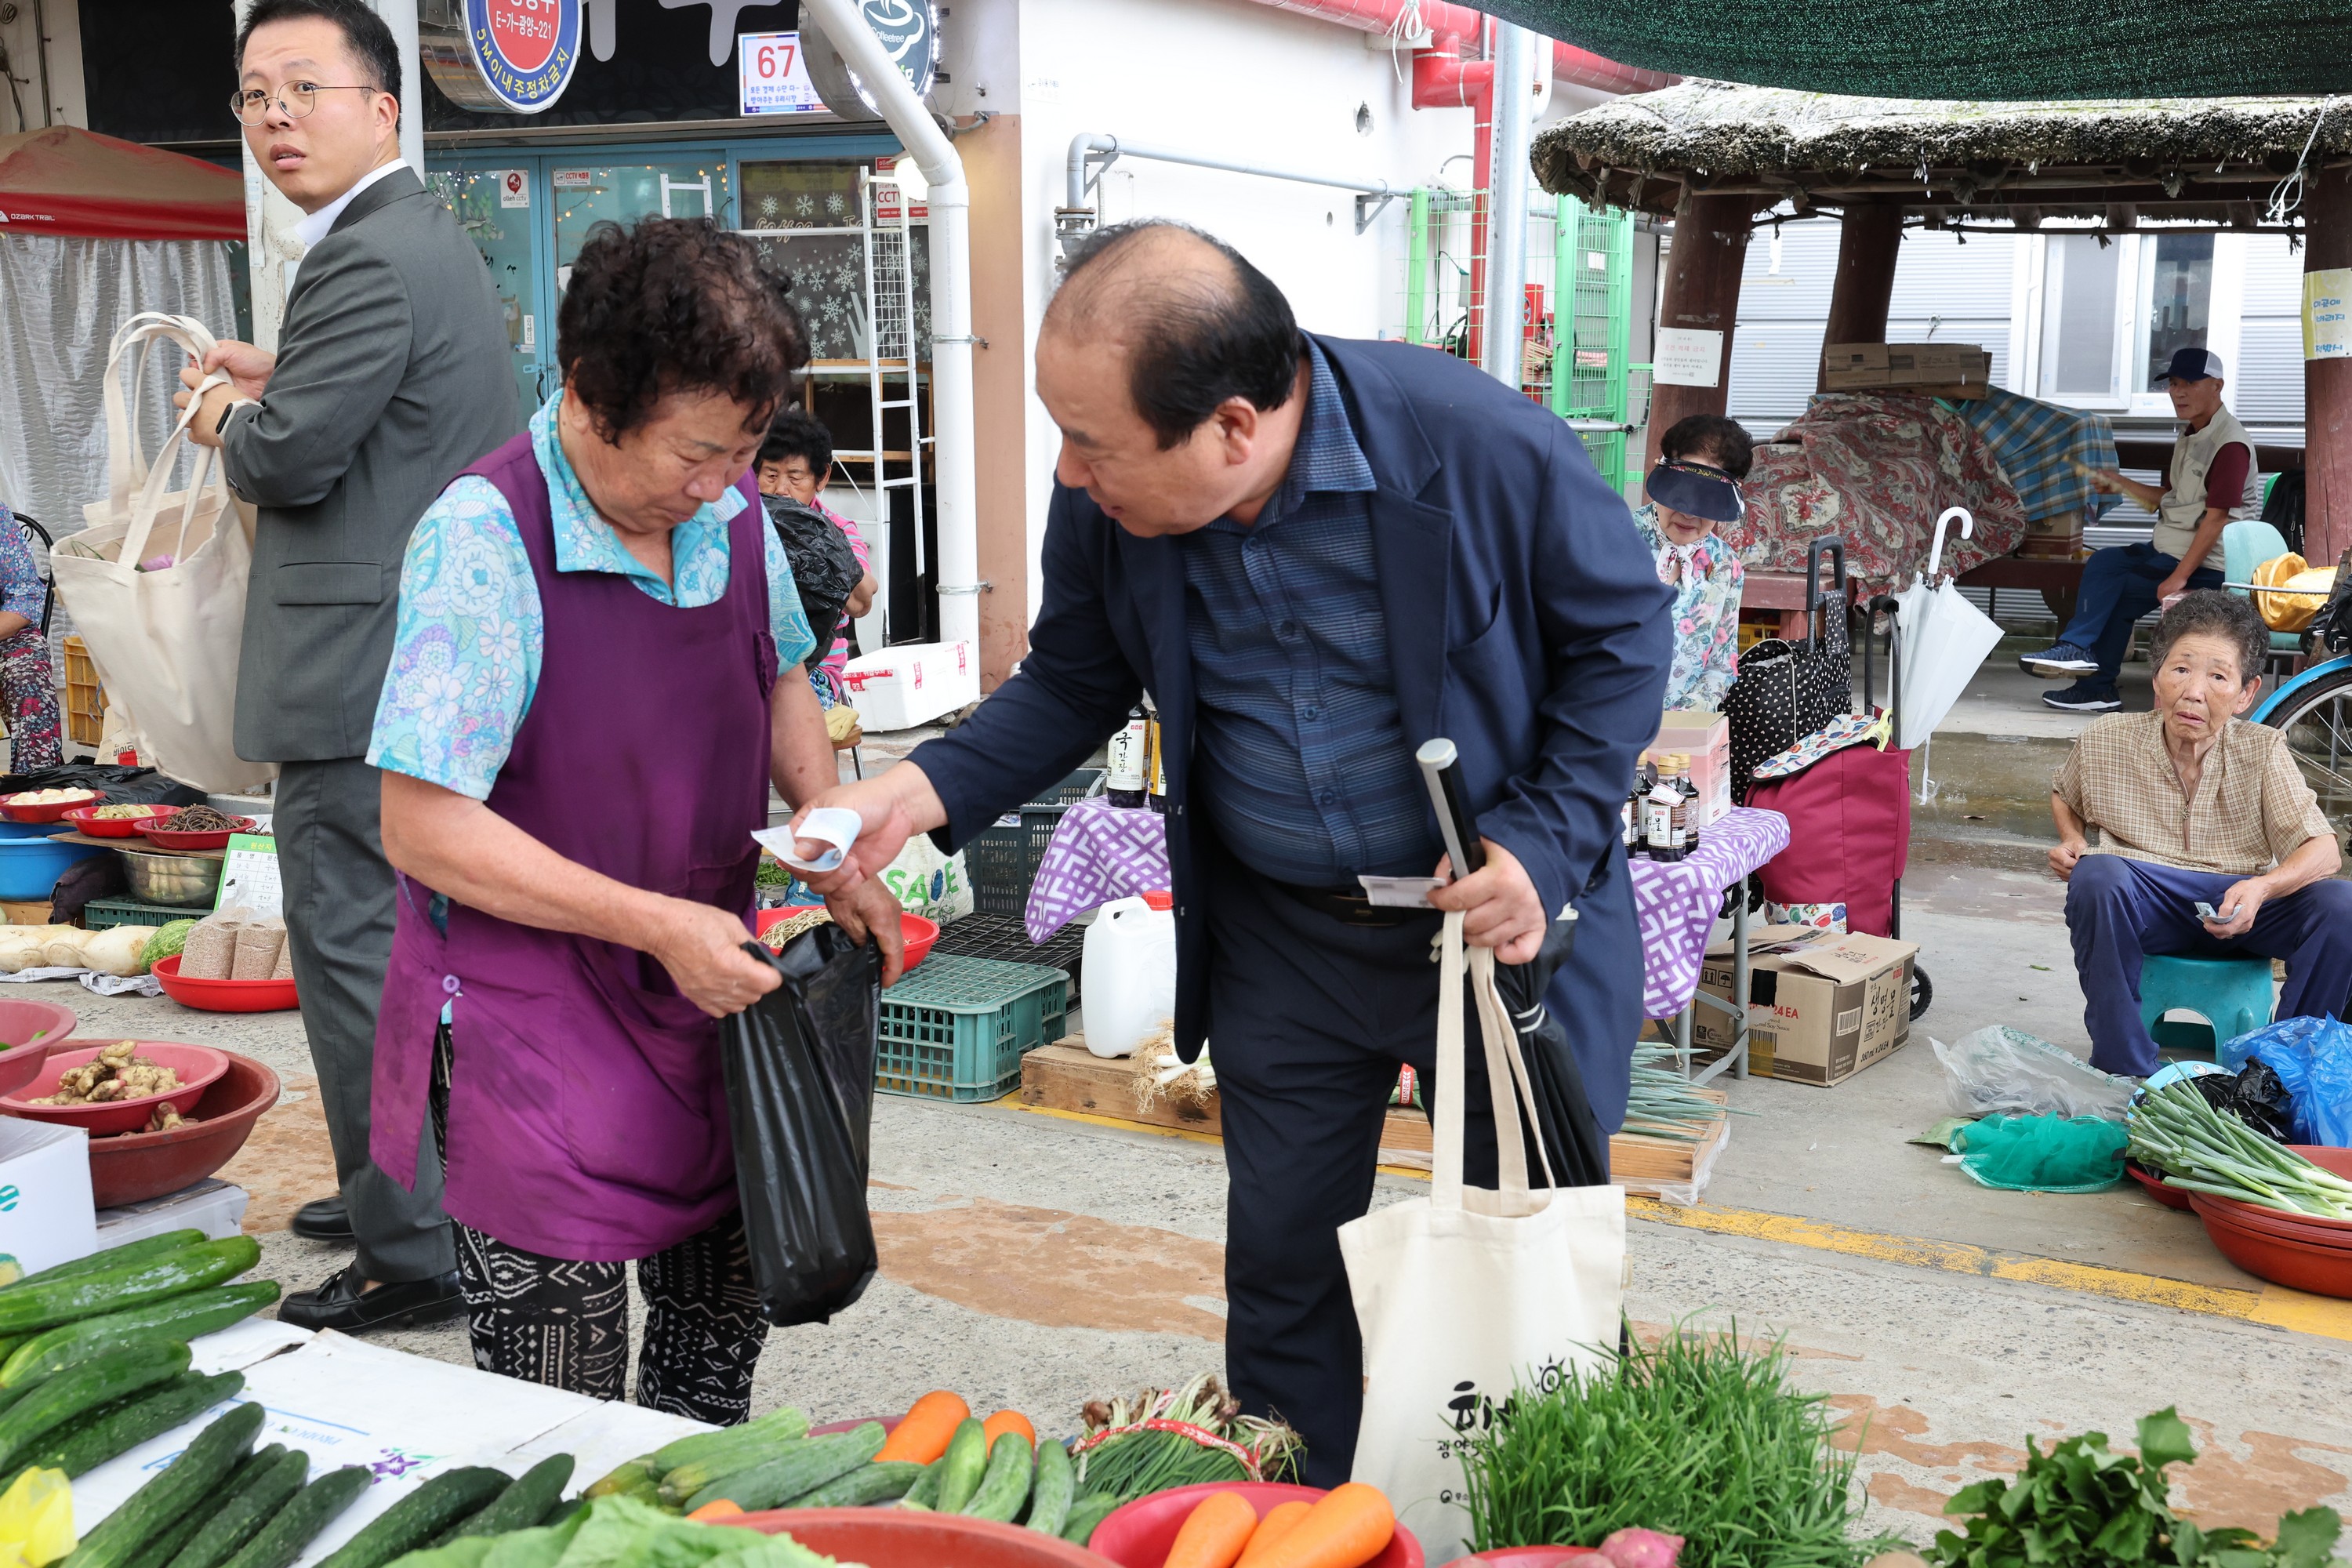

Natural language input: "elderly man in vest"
[2020,347,2259,712]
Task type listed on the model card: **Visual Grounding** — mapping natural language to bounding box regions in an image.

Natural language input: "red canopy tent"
[0,126,244,242]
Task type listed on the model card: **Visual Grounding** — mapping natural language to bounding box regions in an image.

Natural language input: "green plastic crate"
[877,953,1069,1102]
[965,768,1105,917]
[83,896,204,931]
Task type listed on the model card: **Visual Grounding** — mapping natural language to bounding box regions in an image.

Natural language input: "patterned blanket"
[1962,387,2120,527]
[1730,392,2027,588]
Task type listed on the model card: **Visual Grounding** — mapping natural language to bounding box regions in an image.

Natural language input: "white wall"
[0,0,85,131]
[1007,0,1479,616]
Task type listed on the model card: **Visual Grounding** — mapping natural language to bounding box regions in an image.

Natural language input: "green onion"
[2127,1080,2352,1219]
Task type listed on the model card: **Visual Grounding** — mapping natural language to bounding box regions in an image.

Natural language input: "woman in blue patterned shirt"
[0,505,60,771]
[1632,415,1750,712]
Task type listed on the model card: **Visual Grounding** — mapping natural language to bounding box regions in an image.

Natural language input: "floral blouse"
[1633,503,1742,711]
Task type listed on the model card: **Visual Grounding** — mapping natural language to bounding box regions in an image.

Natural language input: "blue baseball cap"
[2156,347,2224,385]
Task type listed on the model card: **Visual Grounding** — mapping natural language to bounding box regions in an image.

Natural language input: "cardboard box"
[840,640,979,731]
[0,1119,96,1276]
[1695,925,1918,1087]
[1650,710,1730,828]
[1821,342,1992,394]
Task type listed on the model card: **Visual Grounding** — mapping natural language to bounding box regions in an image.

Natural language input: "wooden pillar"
[1646,192,1755,472]
[1818,203,1904,389]
[2307,166,2352,567]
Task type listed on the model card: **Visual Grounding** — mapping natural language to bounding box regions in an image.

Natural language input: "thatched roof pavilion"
[1533,80,2349,230]
[1530,81,2352,564]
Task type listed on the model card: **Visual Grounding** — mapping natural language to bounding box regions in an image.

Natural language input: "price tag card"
[216,833,282,919]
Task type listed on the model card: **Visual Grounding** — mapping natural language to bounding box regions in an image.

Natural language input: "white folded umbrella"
[1893,508,2005,794]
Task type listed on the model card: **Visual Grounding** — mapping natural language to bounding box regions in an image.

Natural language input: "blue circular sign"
[461,0,582,114]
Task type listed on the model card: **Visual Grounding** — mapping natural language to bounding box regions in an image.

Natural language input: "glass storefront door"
[550,157,734,290]
[427,165,550,425]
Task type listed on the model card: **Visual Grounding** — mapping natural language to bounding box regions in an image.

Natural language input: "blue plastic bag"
[2220,1015,2352,1147]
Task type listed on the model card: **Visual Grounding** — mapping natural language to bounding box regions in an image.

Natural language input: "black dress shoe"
[290,1196,354,1242]
[279,1265,465,1333]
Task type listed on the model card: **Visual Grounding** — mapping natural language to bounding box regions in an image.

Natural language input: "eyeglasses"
[230,82,381,126]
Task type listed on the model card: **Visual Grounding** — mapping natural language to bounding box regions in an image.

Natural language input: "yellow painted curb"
[1626,1197,2352,1343]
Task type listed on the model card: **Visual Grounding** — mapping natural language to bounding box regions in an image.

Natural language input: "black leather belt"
[1265,877,1435,927]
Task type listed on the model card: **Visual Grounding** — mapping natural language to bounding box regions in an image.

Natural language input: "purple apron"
[372,432,779,1261]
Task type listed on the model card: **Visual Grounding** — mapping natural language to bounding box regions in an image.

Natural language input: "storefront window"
[2041,234,2124,402]
[740,160,931,366]
[2145,233,2215,379]
[551,158,732,285]
[742,161,866,231]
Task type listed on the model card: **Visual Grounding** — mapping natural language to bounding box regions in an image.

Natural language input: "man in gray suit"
[177,0,516,1331]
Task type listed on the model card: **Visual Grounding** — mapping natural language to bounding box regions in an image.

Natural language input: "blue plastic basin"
[0,837,110,899]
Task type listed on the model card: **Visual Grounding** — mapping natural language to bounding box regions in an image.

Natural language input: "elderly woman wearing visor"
[1633,414,1751,711]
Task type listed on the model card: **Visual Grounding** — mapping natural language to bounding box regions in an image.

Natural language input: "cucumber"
[1024,1440,1073,1537]
[3,1283,282,1387]
[63,1400,267,1568]
[119,1444,281,1568]
[932,1421,987,1515]
[448,1454,572,1538]
[0,1237,262,1337]
[538,1499,584,1531]
[316,1468,511,1568]
[681,1425,884,1514]
[220,1467,371,1568]
[1059,1494,1119,1547]
[168,1445,309,1568]
[958,1433,1033,1523]
[582,1457,656,1500]
[782,1461,923,1510]
[650,1406,808,1476]
[2,1234,206,1295]
[897,1456,944,1512]
[29,1371,245,1477]
[0,1339,191,1472]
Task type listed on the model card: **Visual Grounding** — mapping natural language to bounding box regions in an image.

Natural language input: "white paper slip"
[753,807,861,874]
[1358,875,1444,909]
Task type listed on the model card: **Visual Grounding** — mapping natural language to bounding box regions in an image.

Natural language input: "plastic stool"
[2138,953,2276,1053]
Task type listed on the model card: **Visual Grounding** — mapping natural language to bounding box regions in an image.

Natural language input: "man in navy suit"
[800,221,1670,1480]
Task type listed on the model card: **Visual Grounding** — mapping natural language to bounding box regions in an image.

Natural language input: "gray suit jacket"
[222,166,518,763]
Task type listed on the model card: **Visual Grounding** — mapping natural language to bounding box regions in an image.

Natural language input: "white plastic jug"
[1082,891,1178,1058]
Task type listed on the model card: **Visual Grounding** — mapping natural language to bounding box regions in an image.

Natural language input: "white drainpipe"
[799,0,981,652]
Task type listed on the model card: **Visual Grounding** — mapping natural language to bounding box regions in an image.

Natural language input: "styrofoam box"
[842,640,979,731]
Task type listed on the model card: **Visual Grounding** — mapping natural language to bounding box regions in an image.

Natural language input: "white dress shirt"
[292,158,409,251]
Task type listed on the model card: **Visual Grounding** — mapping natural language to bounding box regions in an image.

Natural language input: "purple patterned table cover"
[1025,795,1788,1018]
[1632,806,1790,1019]
[1025,796,1173,941]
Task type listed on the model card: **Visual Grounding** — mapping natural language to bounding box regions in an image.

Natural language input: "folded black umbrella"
[1493,915,1612,1188]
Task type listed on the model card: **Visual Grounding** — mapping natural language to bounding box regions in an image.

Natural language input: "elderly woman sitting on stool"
[2050,590,2351,1077]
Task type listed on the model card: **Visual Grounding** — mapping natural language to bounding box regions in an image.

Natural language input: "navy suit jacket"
[909,335,1672,1129]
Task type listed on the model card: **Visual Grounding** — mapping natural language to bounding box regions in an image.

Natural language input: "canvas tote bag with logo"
[52,313,272,793]
[1339,912,1625,1562]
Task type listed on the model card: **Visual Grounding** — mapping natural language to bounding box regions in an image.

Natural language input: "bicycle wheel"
[2261,663,2352,832]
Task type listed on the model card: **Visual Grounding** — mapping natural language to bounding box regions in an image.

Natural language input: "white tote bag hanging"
[1339,913,1624,1563]
[51,313,273,793]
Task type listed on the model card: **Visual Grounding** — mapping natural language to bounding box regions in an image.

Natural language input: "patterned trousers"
[430,1025,770,1424]
[2,638,60,772]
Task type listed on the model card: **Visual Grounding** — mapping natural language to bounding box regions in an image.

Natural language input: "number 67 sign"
[739,30,826,115]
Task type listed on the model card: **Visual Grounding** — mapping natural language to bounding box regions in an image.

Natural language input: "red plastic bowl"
[726,1508,1112,1567]
[1445,1552,1605,1566]
[2125,1160,2196,1212]
[0,998,76,1099]
[1090,1483,1424,1568]
[132,815,260,851]
[2193,1197,2352,1298]
[0,791,100,823]
[151,955,298,1014]
[85,1050,278,1207]
[753,909,938,971]
[2176,1149,2352,1242]
[62,804,169,838]
[2,1040,230,1135]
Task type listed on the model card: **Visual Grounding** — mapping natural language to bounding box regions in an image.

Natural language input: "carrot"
[875,1390,971,1465]
[981,1410,1036,1450]
[1236,1501,1313,1567]
[1163,1490,1260,1568]
[1247,1483,1394,1568]
[687,1499,745,1522]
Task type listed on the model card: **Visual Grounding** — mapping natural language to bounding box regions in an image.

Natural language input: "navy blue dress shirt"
[1181,339,1442,886]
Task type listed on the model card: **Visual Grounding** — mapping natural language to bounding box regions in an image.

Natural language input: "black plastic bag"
[0,764,204,806]
[2194,1059,2297,1145]
[764,495,862,659]
[1491,914,1612,1187]
[720,927,882,1326]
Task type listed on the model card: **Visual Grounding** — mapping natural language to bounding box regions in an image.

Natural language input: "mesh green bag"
[1954,1115,2128,1192]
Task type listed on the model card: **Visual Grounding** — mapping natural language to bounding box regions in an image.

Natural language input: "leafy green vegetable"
[543,1498,833,1568]
[1929,1408,2344,1568]
[1454,1321,1891,1567]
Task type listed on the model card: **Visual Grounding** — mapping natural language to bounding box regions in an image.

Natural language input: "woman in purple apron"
[365,218,902,1423]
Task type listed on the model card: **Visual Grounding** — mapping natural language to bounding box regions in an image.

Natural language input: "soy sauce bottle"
[1105,707,1149,808]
